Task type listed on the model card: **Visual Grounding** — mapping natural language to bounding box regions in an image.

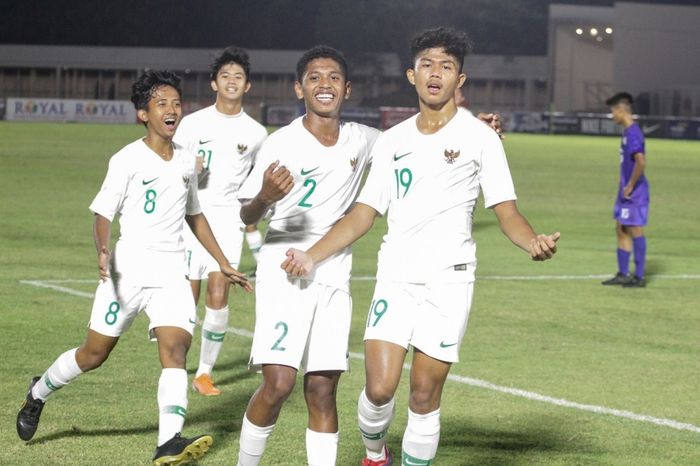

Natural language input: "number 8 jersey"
[89,139,201,285]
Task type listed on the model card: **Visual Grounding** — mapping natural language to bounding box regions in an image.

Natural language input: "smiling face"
[407,47,466,109]
[211,62,250,103]
[137,85,182,139]
[294,57,350,118]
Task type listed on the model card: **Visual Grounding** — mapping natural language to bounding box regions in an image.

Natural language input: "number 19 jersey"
[357,108,516,284]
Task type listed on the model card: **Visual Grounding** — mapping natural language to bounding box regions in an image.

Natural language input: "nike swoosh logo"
[393,151,412,161]
[198,139,213,145]
[188,318,197,324]
[300,166,320,176]
[142,177,159,185]
[642,124,660,134]
[440,341,457,348]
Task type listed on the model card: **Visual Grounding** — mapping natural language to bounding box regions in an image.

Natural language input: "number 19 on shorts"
[367,299,388,327]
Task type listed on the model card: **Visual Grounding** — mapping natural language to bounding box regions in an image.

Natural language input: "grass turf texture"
[1,121,699,465]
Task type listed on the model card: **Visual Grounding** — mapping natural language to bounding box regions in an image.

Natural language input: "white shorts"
[88,275,197,339]
[250,264,351,373]
[184,205,244,280]
[364,273,475,363]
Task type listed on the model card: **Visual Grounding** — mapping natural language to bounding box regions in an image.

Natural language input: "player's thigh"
[363,281,422,349]
[411,280,475,363]
[144,278,197,339]
[303,286,352,373]
[364,339,407,404]
[250,276,316,370]
[88,278,142,338]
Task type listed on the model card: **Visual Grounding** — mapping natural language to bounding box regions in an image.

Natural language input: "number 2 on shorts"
[271,321,288,351]
[367,299,388,327]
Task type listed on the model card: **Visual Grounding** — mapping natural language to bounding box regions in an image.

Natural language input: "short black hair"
[210,45,251,81]
[130,70,182,111]
[296,45,349,83]
[410,27,472,72]
[606,91,634,106]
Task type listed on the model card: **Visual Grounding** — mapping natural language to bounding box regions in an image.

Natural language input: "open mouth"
[427,83,442,95]
[315,93,335,103]
[164,117,177,128]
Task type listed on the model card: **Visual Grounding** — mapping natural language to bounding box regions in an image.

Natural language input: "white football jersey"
[238,116,380,289]
[357,108,516,283]
[174,105,268,207]
[89,138,200,285]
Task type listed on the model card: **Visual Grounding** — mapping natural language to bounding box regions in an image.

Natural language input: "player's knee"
[304,380,338,412]
[206,286,228,308]
[365,382,395,406]
[408,386,441,413]
[260,373,296,405]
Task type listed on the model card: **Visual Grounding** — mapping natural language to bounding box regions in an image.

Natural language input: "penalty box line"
[19,278,700,435]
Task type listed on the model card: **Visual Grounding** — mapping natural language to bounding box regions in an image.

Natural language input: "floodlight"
[576,28,583,35]
[590,28,598,36]
[605,27,613,34]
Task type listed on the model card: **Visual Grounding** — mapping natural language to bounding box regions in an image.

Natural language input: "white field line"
[19,278,700,435]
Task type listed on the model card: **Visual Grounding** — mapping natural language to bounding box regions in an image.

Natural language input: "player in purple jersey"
[602,92,648,288]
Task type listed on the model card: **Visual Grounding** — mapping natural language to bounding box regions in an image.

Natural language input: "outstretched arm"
[240,161,294,225]
[94,214,112,281]
[492,200,560,261]
[186,213,252,291]
[281,203,379,276]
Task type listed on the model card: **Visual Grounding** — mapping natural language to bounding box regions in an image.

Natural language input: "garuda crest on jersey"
[237,143,248,154]
[444,149,460,164]
[350,157,358,171]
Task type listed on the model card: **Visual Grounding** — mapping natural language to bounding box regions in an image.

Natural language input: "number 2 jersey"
[238,116,380,290]
[357,108,517,284]
[89,138,201,286]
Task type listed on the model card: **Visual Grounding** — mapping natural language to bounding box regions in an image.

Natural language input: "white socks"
[245,229,263,262]
[306,428,338,466]
[357,388,394,461]
[32,348,82,401]
[237,414,275,466]
[157,368,188,446]
[196,306,229,377]
[401,408,440,465]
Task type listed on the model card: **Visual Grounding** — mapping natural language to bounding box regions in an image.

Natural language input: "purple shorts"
[613,201,648,226]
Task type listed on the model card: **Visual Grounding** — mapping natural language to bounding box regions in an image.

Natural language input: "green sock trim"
[402,450,432,465]
[43,374,59,391]
[359,427,386,440]
[162,405,187,417]
[202,329,226,342]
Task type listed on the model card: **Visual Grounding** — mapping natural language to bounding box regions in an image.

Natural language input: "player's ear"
[344,80,351,100]
[458,72,467,88]
[244,80,252,94]
[406,68,416,85]
[210,80,218,93]
[137,109,148,125]
[294,81,304,100]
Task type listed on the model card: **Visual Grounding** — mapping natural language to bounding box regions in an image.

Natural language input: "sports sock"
[157,368,188,446]
[401,408,440,465]
[237,414,275,466]
[358,388,394,461]
[32,348,82,401]
[616,248,631,276]
[196,306,229,377]
[245,229,263,263]
[632,236,646,278]
[306,428,338,466]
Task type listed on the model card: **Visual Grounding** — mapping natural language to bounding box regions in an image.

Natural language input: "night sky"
[2,0,693,56]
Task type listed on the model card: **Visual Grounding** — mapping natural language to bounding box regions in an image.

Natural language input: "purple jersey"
[617,123,649,205]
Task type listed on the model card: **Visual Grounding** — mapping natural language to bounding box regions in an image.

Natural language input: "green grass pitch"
[1,121,699,465]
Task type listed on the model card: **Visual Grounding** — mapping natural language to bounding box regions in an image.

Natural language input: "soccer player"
[16,70,252,465]
[233,45,381,466]
[281,27,560,465]
[601,92,649,288]
[174,45,268,396]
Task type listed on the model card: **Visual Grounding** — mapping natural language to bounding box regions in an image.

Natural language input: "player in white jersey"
[16,70,252,466]
[233,45,380,466]
[174,46,268,396]
[282,28,560,465]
